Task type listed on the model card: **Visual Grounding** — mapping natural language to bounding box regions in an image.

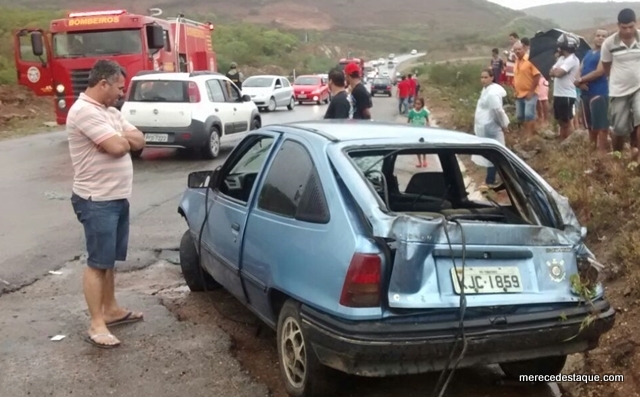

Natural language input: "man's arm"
[577,60,606,84]
[355,86,373,119]
[118,114,145,151]
[599,38,613,77]
[75,109,131,157]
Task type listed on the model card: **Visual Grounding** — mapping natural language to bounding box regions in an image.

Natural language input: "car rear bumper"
[136,120,208,149]
[300,300,615,377]
[371,88,392,95]
[295,94,322,102]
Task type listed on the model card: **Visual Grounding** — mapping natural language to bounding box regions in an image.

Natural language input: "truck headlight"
[56,84,64,94]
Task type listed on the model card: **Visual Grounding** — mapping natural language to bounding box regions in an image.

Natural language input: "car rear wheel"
[267,97,277,112]
[499,355,567,379]
[202,126,221,159]
[287,97,295,110]
[251,117,261,130]
[277,300,333,397]
[179,230,222,292]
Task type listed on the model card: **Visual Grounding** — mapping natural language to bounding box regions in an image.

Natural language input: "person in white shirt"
[549,32,581,140]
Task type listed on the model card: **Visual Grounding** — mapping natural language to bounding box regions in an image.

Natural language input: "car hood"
[242,87,272,97]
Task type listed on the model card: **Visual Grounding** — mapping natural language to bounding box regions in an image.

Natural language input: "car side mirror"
[188,169,218,189]
[31,31,44,57]
[242,94,252,102]
[146,25,165,50]
[275,84,282,89]
[580,226,587,241]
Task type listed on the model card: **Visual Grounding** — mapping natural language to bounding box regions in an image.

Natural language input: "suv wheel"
[251,117,261,130]
[287,97,295,111]
[202,126,221,159]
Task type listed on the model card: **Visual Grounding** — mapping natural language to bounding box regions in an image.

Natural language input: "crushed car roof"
[278,120,495,145]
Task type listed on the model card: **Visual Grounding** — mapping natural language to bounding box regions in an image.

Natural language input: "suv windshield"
[294,77,320,86]
[52,29,142,58]
[243,77,274,88]
[128,81,189,103]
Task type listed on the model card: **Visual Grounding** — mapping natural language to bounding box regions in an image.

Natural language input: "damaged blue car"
[177,120,615,397]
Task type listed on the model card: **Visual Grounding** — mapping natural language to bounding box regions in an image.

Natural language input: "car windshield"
[52,29,142,58]
[373,79,389,85]
[243,77,274,88]
[128,81,189,102]
[294,77,320,85]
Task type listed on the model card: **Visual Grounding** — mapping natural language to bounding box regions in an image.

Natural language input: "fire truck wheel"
[202,126,221,159]
[267,97,277,112]
[287,97,295,111]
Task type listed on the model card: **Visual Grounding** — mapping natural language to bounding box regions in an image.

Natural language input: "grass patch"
[422,62,640,397]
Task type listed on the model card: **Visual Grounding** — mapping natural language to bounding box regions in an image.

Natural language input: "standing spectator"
[537,76,550,126]
[513,42,541,138]
[413,73,422,97]
[407,97,431,167]
[490,48,505,84]
[575,29,610,152]
[324,68,352,119]
[397,75,410,115]
[407,73,417,105]
[549,32,581,140]
[472,68,509,191]
[344,62,372,119]
[521,37,531,58]
[67,60,145,349]
[505,32,521,86]
[226,62,244,90]
[593,8,640,157]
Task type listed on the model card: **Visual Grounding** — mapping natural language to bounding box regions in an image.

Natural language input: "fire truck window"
[206,80,226,103]
[52,30,141,58]
[19,34,43,62]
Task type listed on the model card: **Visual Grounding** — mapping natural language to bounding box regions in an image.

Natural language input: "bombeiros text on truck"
[13,8,218,125]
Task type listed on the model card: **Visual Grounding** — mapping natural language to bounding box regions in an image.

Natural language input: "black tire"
[287,97,295,110]
[251,117,261,130]
[298,101,303,105]
[131,149,143,158]
[179,230,222,292]
[201,126,221,160]
[499,355,567,379]
[277,300,333,397]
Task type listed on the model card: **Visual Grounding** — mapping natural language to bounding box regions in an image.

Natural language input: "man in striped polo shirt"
[67,60,145,348]
[599,8,640,157]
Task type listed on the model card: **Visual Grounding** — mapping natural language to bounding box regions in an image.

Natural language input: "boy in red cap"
[344,62,372,119]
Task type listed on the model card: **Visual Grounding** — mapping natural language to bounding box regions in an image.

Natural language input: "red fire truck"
[13,8,218,125]
[338,57,365,74]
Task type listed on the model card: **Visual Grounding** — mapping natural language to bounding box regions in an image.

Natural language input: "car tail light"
[387,85,391,89]
[339,253,381,307]
[188,82,200,103]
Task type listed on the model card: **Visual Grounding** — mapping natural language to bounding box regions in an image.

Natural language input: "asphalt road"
[0,52,422,294]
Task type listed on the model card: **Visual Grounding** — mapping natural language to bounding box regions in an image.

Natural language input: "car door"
[281,78,293,101]
[205,132,281,302]
[273,78,285,107]
[221,79,249,133]
[205,79,235,137]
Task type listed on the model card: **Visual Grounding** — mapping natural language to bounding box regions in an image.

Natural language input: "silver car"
[241,75,295,112]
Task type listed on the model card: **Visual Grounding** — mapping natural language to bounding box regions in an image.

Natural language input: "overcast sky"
[487,0,634,10]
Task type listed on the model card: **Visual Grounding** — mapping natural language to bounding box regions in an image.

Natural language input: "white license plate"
[450,266,523,294]
[298,94,307,98]
[145,133,169,142]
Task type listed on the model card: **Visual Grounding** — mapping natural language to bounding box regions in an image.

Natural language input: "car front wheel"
[287,97,295,110]
[499,355,567,379]
[179,230,222,292]
[277,300,332,397]
[267,97,277,112]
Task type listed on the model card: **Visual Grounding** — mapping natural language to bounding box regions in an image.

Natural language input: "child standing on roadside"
[407,97,430,167]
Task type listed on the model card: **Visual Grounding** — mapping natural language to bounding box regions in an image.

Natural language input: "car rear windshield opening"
[346,147,555,228]
[128,80,190,102]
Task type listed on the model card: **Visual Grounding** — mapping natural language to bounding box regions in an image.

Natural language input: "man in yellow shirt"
[513,42,541,137]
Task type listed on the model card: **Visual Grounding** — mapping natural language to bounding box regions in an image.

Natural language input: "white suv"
[121,71,261,159]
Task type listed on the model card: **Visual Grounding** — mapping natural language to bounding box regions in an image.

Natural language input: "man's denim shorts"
[71,193,130,270]
[515,95,538,122]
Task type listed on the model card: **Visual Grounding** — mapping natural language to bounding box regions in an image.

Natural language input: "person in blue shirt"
[575,29,610,152]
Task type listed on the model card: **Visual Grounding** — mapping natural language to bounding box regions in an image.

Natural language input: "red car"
[293,75,330,105]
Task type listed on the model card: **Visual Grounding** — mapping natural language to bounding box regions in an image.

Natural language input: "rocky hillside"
[523,1,640,30]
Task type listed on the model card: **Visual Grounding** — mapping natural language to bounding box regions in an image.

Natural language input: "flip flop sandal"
[106,311,144,327]
[85,333,120,349]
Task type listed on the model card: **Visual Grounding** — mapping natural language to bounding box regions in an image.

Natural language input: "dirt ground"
[0,85,57,140]
[424,91,640,397]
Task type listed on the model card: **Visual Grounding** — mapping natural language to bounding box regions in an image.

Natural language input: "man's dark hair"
[88,60,124,87]
[492,47,499,54]
[401,75,406,80]
[618,8,636,24]
[521,37,530,46]
[408,73,412,78]
[328,68,345,87]
[509,32,519,39]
